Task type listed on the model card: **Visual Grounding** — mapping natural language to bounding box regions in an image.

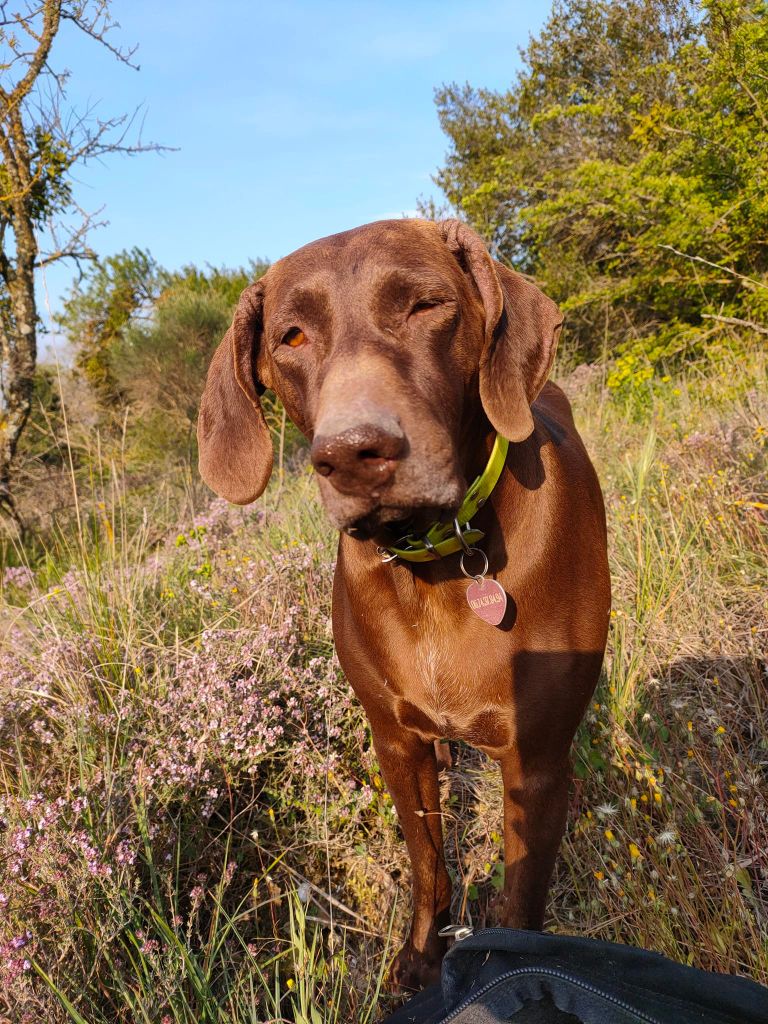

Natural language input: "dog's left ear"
[439,219,562,442]
[197,281,274,504]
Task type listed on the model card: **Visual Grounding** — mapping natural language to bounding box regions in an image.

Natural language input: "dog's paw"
[389,940,444,993]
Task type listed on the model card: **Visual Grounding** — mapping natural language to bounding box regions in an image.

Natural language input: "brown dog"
[197,219,610,990]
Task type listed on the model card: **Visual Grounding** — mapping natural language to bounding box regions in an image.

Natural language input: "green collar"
[381,434,509,563]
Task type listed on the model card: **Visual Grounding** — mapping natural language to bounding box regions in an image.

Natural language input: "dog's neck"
[457,404,498,486]
[342,400,530,585]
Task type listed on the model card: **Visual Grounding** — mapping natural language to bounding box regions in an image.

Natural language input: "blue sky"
[38,0,548,327]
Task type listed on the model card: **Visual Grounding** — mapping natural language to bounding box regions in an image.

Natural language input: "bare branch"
[36,245,95,269]
[658,244,768,291]
[4,1,61,111]
[61,2,140,70]
[27,82,172,166]
[36,199,103,268]
[700,313,768,336]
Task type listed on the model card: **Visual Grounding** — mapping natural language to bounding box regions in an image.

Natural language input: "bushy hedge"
[429,0,768,377]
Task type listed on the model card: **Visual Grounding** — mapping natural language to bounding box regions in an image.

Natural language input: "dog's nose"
[311,423,405,494]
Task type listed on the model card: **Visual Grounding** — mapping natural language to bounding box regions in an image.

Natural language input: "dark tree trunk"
[0,1,60,522]
[0,244,37,516]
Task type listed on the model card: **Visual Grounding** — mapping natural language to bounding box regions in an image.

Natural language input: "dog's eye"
[282,327,307,348]
[409,299,442,317]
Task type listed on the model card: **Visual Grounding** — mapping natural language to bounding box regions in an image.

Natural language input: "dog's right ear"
[197,281,273,504]
[438,219,562,442]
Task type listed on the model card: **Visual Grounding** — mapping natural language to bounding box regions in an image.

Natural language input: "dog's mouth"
[316,463,466,543]
[343,504,454,544]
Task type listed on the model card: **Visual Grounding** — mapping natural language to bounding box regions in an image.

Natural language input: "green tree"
[56,248,160,407]
[76,260,269,468]
[161,261,268,309]
[115,283,237,467]
[429,0,768,373]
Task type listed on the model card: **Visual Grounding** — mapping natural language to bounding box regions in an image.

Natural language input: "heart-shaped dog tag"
[465,578,507,626]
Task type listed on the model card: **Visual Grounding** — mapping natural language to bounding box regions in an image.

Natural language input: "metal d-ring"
[422,535,440,558]
[459,546,488,583]
[453,517,473,554]
[376,546,399,564]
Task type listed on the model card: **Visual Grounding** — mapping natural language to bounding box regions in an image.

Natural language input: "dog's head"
[197,219,561,539]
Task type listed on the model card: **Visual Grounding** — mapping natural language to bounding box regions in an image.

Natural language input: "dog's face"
[198,219,562,539]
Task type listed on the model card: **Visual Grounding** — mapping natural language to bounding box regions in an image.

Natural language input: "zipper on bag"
[439,964,665,1024]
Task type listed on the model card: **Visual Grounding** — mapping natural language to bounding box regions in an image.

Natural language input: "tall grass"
[0,334,765,1022]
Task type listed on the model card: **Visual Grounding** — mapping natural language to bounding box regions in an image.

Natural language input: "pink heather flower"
[2,566,35,589]
[115,840,136,866]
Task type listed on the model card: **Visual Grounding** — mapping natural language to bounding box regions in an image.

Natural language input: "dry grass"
[0,333,765,1022]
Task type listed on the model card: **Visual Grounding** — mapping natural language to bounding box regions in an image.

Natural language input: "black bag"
[383,927,768,1023]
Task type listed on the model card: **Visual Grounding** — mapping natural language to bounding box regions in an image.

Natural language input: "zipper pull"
[438,923,474,941]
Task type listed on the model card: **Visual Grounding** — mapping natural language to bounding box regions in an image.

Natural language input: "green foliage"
[56,257,272,472]
[0,126,72,228]
[111,260,270,469]
[161,260,269,308]
[430,0,768,368]
[56,249,160,406]
[114,284,236,467]
[57,254,270,412]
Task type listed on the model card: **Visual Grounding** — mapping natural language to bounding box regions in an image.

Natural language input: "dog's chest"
[387,597,513,749]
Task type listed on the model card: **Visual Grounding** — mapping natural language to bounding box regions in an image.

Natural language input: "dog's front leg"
[372,729,451,991]
[495,751,571,929]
